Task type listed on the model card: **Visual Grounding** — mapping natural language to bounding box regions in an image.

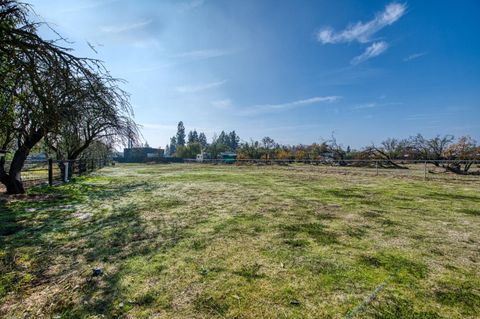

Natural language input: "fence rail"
[185,158,480,165]
[0,158,111,192]
[183,158,480,181]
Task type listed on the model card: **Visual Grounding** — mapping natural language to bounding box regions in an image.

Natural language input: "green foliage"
[176,121,186,146]
[175,142,201,158]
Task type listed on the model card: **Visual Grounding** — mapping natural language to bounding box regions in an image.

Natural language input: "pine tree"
[170,136,177,154]
[198,132,208,149]
[192,130,199,143]
[176,121,186,146]
[229,131,240,150]
[188,129,199,144]
[188,131,194,144]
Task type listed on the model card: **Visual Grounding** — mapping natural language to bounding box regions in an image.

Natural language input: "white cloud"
[317,2,406,44]
[211,99,233,109]
[100,19,152,33]
[241,96,341,115]
[351,41,388,65]
[404,52,428,62]
[175,80,226,93]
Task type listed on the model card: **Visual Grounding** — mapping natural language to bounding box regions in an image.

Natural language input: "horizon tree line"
[163,121,479,175]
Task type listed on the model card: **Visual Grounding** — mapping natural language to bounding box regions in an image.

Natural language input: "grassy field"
[1,163,479,318]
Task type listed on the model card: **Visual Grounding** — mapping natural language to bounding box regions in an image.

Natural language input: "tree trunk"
[0,160,26,194]
[0,131,43,194]
[3,174,25,194]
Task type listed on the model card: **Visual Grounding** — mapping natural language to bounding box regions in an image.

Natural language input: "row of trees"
[164,121,479,175]
[165,121,239,158]
[0,1,138,194]
[234,134,479,174]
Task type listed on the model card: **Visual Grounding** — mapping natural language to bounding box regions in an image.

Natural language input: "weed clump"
[234,262,263,281]
[281,223,338,245]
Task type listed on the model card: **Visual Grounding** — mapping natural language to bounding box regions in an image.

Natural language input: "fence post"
[48,159,53,186]
[424,161,427,180]
[375,161,378,176]
[64,161,69,183]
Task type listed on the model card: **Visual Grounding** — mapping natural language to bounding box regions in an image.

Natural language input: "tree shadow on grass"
[0,179,187,318]
[423,191,480,203]
[0,199,21,237]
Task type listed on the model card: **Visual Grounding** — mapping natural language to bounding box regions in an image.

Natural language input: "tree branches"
[0,0,139,193]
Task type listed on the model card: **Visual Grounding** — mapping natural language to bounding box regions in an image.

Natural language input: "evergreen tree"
[188,131,194,144]
[176,121,186,146]
[217,131,228,146]
[229,130,240,150]
[198,132,208,149]
[188,129,199,144]
[192,130,199,143]
[170,136,177,154]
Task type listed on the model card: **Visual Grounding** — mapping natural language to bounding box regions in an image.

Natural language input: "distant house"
[122,147,164,163]
[218,152,237,164]
[196,152,211,162]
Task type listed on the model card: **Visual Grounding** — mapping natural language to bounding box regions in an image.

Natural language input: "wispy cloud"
[241,96,341,115]
[126,49,234,73]
[100,19,152,34]
[352,101,402,110]
[126,49,233,73]
[172,49,234,60]
[59,0,120,13]
[211,99,233,109]
[351,41,388,65]
[404,52,428,62]
[317,2,407,44]
[175,80,226,93]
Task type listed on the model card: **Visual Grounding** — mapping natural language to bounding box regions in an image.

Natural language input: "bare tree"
[45,76,138,162]
[0,1,135,193]
[363,138,409,169]
[443,136,479,174]
[409,134,454,160]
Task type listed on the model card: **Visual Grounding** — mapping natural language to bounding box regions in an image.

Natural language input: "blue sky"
[30,0,480,148]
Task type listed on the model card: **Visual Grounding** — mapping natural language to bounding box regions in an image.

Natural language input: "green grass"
[0,163,479,318]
